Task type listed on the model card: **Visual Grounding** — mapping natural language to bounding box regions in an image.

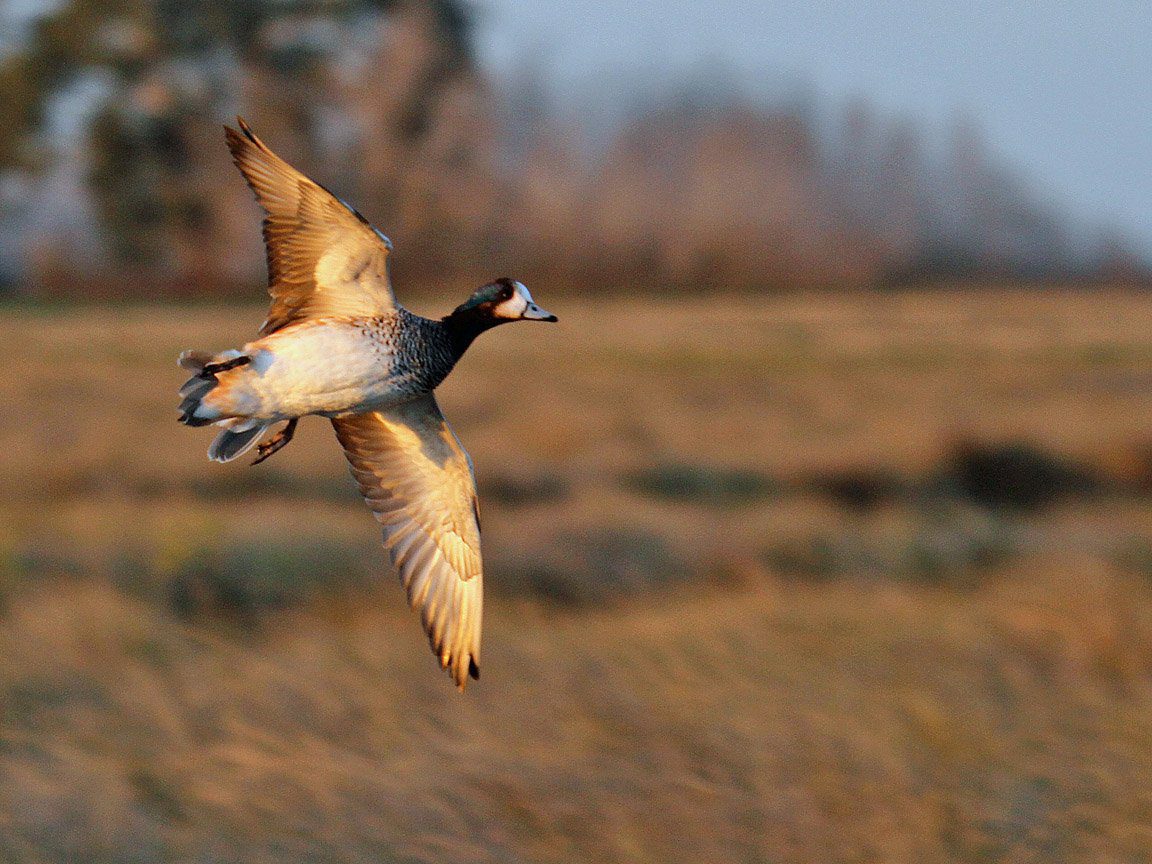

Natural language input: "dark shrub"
[496,528,689,607]
[477,472,570,507]
[806,467,906,511]
[625,463,775,506]
[941,440,1100,511]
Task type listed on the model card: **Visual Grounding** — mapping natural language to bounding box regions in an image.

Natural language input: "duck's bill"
[522,303,558,322]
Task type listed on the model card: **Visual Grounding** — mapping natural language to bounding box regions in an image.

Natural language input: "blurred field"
[3,288,1152,862]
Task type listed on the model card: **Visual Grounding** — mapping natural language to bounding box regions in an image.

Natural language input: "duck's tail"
[178,350,270,462]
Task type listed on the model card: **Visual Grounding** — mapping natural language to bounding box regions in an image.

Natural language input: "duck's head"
[455,278,558,324]
[444,278,557,355]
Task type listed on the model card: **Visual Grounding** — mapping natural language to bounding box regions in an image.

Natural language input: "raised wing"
[332,394,483,689]
[225,117,397,336]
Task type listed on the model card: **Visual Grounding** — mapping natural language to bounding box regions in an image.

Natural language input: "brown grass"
[2,288,1152,862]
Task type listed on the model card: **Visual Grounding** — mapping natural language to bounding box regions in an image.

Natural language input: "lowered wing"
[332,394,483,689]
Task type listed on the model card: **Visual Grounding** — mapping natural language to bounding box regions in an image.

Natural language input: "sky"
[474,0,1151,251]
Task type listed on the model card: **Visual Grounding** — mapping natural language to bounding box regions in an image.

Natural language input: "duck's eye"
[498,287,512,301]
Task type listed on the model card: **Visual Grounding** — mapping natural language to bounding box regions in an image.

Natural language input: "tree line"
[0,0,1142,297]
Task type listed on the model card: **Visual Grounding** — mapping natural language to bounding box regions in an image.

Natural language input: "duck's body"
[177,118,556,689]
[190,309,456,422]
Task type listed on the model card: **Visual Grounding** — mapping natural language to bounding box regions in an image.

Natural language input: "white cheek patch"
[495,289,529,319]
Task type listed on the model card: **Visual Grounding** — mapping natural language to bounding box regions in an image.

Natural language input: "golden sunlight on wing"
[225,117,396,335]
[331,394,483,688]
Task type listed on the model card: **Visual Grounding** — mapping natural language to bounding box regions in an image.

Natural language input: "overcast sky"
[474,0,1151,250]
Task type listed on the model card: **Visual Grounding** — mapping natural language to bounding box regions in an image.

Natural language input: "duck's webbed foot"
[251,418,299,465]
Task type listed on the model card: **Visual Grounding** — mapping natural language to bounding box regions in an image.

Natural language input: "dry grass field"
[2,288,1152,862]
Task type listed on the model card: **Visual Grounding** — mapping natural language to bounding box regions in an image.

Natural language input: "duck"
[177,118,558,689]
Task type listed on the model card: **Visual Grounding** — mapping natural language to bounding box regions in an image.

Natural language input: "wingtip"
[223,123,244,155]
[450,657,480,691]
[224,116,259,149]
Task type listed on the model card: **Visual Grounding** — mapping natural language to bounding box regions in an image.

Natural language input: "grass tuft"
[169,538,371,621]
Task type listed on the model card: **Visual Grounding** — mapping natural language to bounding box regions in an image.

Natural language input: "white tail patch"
[177,348,251,428]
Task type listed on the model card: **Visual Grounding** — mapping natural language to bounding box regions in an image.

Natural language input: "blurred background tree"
[1,0,485,295]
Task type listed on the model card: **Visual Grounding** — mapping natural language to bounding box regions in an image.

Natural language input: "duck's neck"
[442,307,504,359]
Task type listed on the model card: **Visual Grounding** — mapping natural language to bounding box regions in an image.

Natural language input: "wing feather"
[225,117,397,335]
[332,394,483,689]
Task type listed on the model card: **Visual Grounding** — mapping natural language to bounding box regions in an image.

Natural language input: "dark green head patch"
[458,278,516,312]
[459,283,503,311]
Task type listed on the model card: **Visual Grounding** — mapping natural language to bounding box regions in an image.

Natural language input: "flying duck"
[178,118,557,689]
